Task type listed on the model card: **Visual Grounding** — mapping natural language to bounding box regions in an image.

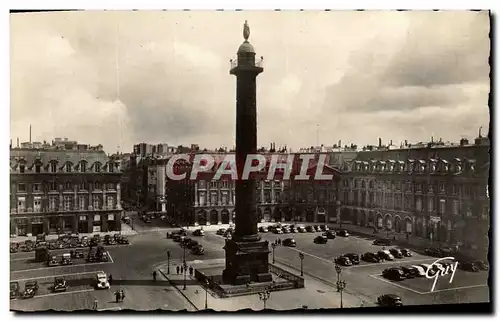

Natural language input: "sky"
[10,10,490,153]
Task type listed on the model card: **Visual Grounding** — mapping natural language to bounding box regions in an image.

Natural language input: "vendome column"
[222,21,273,285]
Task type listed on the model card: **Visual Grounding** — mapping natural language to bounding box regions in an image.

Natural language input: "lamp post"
[183,261,188,290]
[271,243,276,264]
[258,289,271,310]
[336,201,341,229]
[204,279,209,310]
[167,250,171,274]
[337,279,346,308]
[299,252,304,276]
[335,264,341,292]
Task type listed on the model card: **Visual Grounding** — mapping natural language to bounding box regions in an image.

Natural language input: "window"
[211,191,218,205]
[80,161,87,173]
[439,183,445,193]
[416,197,422,212]
[199,181,206,189]
[66,182,72,190]
[107,196,114,210]
[108,163,114,173]
[66,163,72,173]
[79,196,86,210]
[33,197,42,212]
[93,195,100,210]
[482,206,489,219]
[79,215,87,221]
[452,200,459,215]
[428,198,434,212]
[265,191,272,203]
[210,181,217,188]
[94,182,101,190]
[19,165,25,173]
[416,183,422,192]
[17,197,26,213]
[49,196,57,211]
[33,183,40,192]
[396,181,401,191]
[439,199,446,214]
[93,214,101,222]
[81,182,88,190]
[354,179,359,189]
[343,180,348,187]
[221,181,229,188]
[107,214,115,221]
[49,182,57,191]
[18,183,26,192]
[51,162,57,173]
[199,192,206,206]
[35,164,41,173]
[63,196,72,211]
[275,191,281,202]
[95,163,101,173]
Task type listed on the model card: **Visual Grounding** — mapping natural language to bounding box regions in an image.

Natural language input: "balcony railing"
[229,57,264,69]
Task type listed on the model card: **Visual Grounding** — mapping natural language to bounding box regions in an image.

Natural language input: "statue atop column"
[243,20,250,42]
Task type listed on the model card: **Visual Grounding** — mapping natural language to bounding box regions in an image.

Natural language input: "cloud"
[10,11,490,152]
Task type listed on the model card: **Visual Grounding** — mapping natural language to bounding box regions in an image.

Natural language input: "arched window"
[108,162,114,173]
[80,161,87,173]
[95,163,101,173]
[66,163,72,173]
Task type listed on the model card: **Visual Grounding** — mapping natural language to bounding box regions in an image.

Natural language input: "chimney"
[17,137,19,147]
[431,136,434,143]
[404,140,408,147]
[338,140,341,148]
[378,138,382,147]
[390,140,393,146]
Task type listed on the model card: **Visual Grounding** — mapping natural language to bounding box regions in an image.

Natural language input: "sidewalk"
[9,224,138,243]
[155,259,369,311]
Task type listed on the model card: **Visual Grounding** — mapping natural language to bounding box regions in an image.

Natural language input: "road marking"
[348,258,438,269]
[11,261,113,273]
[106,251,114,263]
[420,284,489,295]
[284,247,334,264]
[11,270,104,282]
[369,274,425,295]
[11,257,34,262]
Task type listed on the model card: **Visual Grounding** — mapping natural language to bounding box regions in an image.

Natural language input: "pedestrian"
[108,274,113,285]
[153,270,157,282]
[278,238,282,246]
[114,290,120,303]
[120,289,125,302]
[189,266,193,276]
[93,298,98,310]
[176,265,180,274]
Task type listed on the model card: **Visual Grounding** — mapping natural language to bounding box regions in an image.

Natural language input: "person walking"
[120,289,125,302]
[176,265,180,274]
[93,298,98,310]
[189,266,193,276]
[108,274,113,285]
[153,270,157,282]
[114,290,120,303]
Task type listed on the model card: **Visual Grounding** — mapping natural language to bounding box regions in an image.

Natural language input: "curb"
[157,268,200,311]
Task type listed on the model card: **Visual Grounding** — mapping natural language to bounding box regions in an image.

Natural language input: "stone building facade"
[339,136,490,258]
[10,140,123,236]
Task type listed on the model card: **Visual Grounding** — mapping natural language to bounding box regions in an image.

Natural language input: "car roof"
[384,294,401,300]
[97,272,106,277]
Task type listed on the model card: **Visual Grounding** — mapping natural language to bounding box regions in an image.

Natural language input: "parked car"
[474,260,489,271]
[373,238,392,246]
[53,277,68,292]
[335,256,353,266]
[400,249,412,257]
[22,281,39,299]
[10,282,20,299]
[48,255,60,267]
[122,216,131,224]
[377,294,403,306]
[320,225,329,232]
[409,265,426,277]
[70,249,84,259]
[424,247,452,258]
[305,226,315,233]
[297,226,307,233]
[459,261,480,272]
[313,235,328,244]
[418,264,436,276]
[389,248,404,259]
[173,235,183,242]
[186,240,199,249]
[282,226,291,234]
[258,226,268,233]
[80,236,89,247]
[322,231,336,239]
[216,228,227,236]
[282,238,297,247]
[104,235,116,245]
[399,266,419,278]
[336,230,349,237]
[191,245,205,255]
[377,250,394,261]
[314,225,322,232]
[95,272,110,289]
[10,243,19,253]
[382,268,405,281]
[193,229,205,236]
[361,252,382,263]
[273,228,283,234]
[289,226,298,233]
[116,235,130,244]
[343,253,360,265]
[61,253,72,265]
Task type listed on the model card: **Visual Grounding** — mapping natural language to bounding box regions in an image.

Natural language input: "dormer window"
[80,161,87,173]
[95,163,101,173]
[19,164,25,173]
[66,163,72,173]
[109,163,114,173]
[51,162,57,173]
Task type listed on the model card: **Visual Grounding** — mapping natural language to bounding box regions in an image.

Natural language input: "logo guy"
[424,256,458,293]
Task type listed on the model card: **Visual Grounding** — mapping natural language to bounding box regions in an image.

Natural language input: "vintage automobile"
[335,229,350,237]
[343,253,360,265]
[410,265,427,277]
[459,261,480,272]
[373,238,392,246]
[80,236,89,247]
[10,242,19,253]
[61,253,72,265]
[361,252,382,263]
[389,248,404,259]
[116,235,130,244]
[377,294,403,306]
[95,272,110,289]
[48,255,60,267]
[53,277,68,292]
[191,245,205,255]
[258,226,268,233]
[322,231,336,239]
[377,250,395,261]
[313,236,328,244]
[314,225,322,232]
[334,256,353,266]
[400,249,412,257]
[320,225,330,232]
[70,249,85,259]
[10,282,20,299]
[399,266,419,279]
[282,238,297,247]
[474,260,489,271]
[305,226,315,233]
[22,280,39,299]
[104,235,117,245]
[192,229,205,236]
[297,226,307,233]
[382,268,405,281]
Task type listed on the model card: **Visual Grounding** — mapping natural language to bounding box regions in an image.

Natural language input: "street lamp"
[335,264,341,292]
[271,243,276,264]
[167,250,171,274]
[258,289,271,310]
[204,279,209,310]
[336,201,341,229]
[299,252,305,276]
[183,261,188,290]
[336,279,346,308]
